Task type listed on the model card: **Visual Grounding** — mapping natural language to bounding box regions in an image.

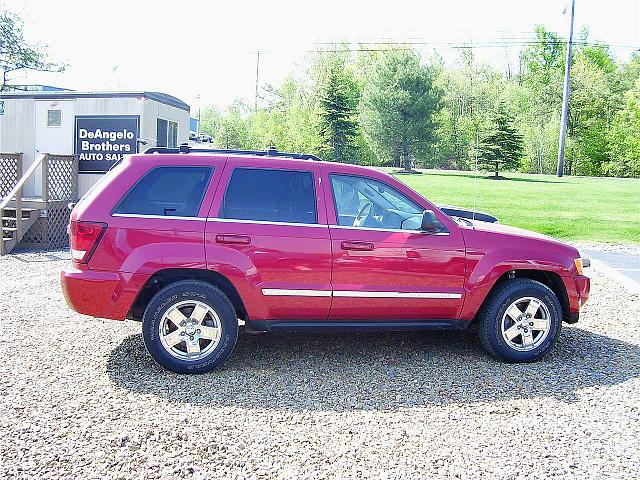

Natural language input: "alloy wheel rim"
[500,296,551,352]
[158,300,222,361]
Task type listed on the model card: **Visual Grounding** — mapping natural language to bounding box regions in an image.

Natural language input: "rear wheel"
[142,280,238,373]
[477,278,562,362]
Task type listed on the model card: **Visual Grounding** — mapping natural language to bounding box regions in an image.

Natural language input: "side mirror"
[421,210,448,234]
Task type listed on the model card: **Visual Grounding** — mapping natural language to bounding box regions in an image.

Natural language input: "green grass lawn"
[385,169,640,243]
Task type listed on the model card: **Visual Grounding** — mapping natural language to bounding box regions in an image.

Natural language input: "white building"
[0,91,190,253]
[0,90,190,197]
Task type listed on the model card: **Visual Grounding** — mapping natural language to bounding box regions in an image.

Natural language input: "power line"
[310,40,638,51]
[249,39,638,55]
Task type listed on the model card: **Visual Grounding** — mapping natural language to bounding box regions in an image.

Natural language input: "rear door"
[88,156,225,274]
[323,168,466,320]
[205,158,331,321]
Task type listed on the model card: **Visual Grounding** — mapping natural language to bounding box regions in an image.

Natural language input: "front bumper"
[563,274,590,323]
[60,263,149,320]
[575,275,590,306]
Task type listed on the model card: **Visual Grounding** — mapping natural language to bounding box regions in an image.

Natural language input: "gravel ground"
[1,249,639,479]
[571,241,640,256]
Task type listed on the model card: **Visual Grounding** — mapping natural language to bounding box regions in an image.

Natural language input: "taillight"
[69,221,107,264]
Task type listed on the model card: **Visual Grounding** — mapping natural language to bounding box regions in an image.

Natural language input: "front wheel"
[142,280,238,374]
[477,278,562,362]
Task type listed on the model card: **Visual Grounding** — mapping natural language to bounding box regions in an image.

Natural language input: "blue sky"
[4,0,639,111]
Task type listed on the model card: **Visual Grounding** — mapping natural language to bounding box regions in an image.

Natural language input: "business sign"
[75,115,139,172]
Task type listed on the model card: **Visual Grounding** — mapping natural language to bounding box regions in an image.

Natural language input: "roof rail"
[144,144,324,161]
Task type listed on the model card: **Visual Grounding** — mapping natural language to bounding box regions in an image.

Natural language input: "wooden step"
[2,207,37,212]
[2,213,33,220]
[0,207,40,254]
[2,238,16,252]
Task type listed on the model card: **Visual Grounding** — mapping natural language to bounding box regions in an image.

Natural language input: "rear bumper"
[60,263,149,320]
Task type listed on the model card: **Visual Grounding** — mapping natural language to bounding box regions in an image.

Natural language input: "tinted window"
[223,168,317,224]
[331,174,423,230]
[115,166,212,217]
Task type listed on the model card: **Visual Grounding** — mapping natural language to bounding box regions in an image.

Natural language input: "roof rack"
[144,144,324,161]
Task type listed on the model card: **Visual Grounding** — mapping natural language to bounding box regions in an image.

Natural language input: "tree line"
[200,27,640,178]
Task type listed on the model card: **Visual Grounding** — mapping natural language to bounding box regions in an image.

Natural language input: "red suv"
[61,147,590,373]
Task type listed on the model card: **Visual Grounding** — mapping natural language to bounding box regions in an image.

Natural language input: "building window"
[168,121,178,148]
[156,119,167,147]
[47,109,62,127]
[156,118,179,148]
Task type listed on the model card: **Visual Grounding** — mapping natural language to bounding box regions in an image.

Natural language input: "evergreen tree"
[361,50,442,171]
[318,66,359,162]
[478,104,524,177]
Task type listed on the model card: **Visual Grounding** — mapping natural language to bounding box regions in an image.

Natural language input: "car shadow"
[106,327,639,411]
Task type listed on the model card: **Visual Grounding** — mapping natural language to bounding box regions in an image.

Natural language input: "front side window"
[222,168,317,224]
[330,174,423,230]
[114,166,213,217]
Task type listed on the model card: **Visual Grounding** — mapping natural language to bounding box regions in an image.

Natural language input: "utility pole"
[556,0,575,177]
[254,51,261,113]
[196,94,201,136]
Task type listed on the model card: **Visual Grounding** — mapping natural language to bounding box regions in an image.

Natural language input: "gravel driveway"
[1,250,639,479]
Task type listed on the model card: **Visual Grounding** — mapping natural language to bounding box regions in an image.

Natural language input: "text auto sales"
[77,128,135,161]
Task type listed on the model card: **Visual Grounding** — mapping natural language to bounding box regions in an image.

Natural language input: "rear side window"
[114,166,213,217]
[222,168,317,224]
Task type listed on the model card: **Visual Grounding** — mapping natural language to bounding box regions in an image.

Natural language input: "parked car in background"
[189,131,198,140]
[198,133,213,143]
[61,147,590,374]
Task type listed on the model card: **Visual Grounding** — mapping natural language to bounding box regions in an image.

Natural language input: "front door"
[324,170,466,320]
[205,159,332,321]
[33,99,75,197]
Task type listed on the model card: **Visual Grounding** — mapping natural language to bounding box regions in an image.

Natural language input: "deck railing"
[0,153,78,254]
[0,153,22,199]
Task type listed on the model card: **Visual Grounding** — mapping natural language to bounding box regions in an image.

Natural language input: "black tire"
[477,278,562,362]
[142,280,238,374]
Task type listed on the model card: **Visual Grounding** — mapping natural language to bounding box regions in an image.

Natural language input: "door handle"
[341,240,374,251]
[215,234,251,245]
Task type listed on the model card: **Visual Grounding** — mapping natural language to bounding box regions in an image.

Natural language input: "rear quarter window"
[114,166,213,217]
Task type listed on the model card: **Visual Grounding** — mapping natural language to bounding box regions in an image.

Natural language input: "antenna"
[471,37,478,222]
[473,128,479,222]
